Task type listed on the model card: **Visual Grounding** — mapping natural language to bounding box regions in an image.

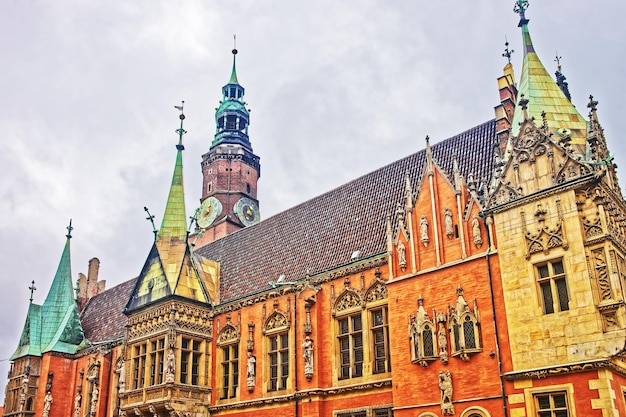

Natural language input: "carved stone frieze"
[334,289,363,313]
[217,323,240,345]
[505,360,613,380]
[365,281,387,303]
[211,256,386,316]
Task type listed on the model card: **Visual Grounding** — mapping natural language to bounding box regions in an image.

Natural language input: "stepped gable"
[80,277,137,343]
[197,119,496,304]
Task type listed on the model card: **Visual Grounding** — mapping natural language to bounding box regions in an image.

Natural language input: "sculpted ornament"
[246,352,256,391]
[397,241,407,271]
[165,349,176,383]
[472,215,482,248]
[420,215,429,246]
[302,336,314,380]
[436,312,448,365]
[439,371,454,415]
[42,392,53,417]
[444,208,454,238]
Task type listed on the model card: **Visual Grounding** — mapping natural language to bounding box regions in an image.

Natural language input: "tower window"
[537,259,569,314]
[246,183,250,194]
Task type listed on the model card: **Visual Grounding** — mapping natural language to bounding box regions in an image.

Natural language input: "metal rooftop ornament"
[502,36,514,64]
[514,0,529,26]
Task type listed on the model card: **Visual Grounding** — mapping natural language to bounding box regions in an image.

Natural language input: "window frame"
[524,384,575,417]
[536,259,570,314]
[267,331,289,392]
[220,343,239,399]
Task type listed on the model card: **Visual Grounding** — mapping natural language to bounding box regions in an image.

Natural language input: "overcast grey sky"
[1,1,624,397]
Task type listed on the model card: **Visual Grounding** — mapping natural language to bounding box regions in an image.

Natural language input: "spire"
[125,108,219,313]
[158,103,188,241]
[509,1,587,155]
[11,222,86,358]
[228,35,239,85]
[212,43,251,150]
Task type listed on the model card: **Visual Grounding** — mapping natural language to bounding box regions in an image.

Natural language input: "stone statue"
[444,208,453,238]
[42,392,53,417]
[397,241,407,270]
[73,393,82,417]
[302,336,314,380]
[438,370,454,415]
[118,358,126,393]
[246,352,256,390]
[90,386,99,415]
[472,215,483,248]
[437,318,448,365]
[165,349,175,382]
[420,215,429,246]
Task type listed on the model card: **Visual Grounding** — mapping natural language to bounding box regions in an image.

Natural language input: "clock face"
[196,197,222,228]
[234,197,260,227]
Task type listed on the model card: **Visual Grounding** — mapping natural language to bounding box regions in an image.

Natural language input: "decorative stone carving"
[115,357,126,393]
[444,208,454,238]
[334,290,362,313]
[73,392,82,417]
[90,386,99,415]
[165,349,176,383]
[148,405,158,417]
[472,215,482,248]
[365,281,387,303]
[436,312,448,365]
[302,336,314,380]
[246,352,256,391]
[420,215,429,246]
[438,370,454,415]
[42,392,53,417]
[217,323,240,344]
[397,241,407,271]
[265,312,288,332]
[590,248,612,301]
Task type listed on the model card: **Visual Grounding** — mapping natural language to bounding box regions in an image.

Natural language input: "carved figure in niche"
[444,208,454,238]
[438,371,454,415]
[42,392,53,417]
[420,215,429,246]
[437,316,448,364]
[90,386,99,414]
[246,352,256,389]
[117,358,126,392]
[472,215,482,248]
[73,393,82,417]
[302,336,314,380]
[397,241,407,270]
[165,349,175,382]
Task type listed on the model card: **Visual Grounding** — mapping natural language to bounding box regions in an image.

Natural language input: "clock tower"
[195,46,261,247]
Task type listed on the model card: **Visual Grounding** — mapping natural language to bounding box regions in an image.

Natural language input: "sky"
[1,0,624,399]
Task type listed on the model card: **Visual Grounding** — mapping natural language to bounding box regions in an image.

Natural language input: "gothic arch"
[333,288,363,315]
[364,281,387,304]
[263,309,290,334]
[217,322,240,345]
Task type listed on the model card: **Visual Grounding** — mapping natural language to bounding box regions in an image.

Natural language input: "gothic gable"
[488,117,592,208]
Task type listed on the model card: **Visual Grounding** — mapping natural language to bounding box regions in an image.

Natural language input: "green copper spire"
[12,223,85,359]
[228,35,239,85]
[510,1,587,155]
[125,106,219,313]
[158,103,188,242]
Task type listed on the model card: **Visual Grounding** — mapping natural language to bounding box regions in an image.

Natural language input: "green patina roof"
[510,17,588,155]
[12,235,85,359]
[216,99,248,114]
[125,125,217,313]
[228,53,239,85]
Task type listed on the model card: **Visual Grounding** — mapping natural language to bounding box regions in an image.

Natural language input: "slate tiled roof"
[197,119,497,303]
[80,278,137,343]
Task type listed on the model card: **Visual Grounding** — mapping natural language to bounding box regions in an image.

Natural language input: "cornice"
[208,379,392,412]
[504,358,626,381]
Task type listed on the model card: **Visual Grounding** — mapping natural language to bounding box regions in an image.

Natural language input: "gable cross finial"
[29,280,36,303]
[502,36,514,64]
[555,52,562,70]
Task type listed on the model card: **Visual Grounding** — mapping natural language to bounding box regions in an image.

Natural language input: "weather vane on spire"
[233,34,238,55]
[174,101,186,150]
[502,36,514,64]
[514,0,529,26]
[29,280,36,303]
[66,219,73,239]
[555,52,562,70]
